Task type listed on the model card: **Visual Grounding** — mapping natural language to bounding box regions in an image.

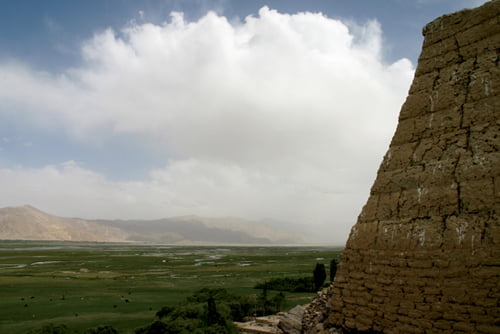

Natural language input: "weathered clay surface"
[314,1,499,333]
[278,305,306,334]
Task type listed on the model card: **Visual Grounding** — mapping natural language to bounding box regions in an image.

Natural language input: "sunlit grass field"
[0,241,341,333]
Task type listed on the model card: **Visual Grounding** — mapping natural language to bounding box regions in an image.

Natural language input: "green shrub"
[313,263,326,291]
[27,324,73,334]
[138,288,238,334]
[254,276,315,292]
[84,325,119,334]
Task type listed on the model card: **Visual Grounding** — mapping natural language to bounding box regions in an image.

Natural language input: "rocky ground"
[235,285,341,334]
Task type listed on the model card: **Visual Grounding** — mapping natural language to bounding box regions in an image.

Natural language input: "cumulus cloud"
[0,7,414,243]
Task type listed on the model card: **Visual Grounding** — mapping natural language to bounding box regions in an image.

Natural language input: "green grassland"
[0,241,341,333]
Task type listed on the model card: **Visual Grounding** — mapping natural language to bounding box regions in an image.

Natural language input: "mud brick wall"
[327,1,500,333]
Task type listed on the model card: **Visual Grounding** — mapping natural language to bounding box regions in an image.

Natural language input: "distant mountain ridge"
[0,205,311,244]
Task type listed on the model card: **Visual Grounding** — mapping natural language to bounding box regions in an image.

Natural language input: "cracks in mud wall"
[319,2,500,333]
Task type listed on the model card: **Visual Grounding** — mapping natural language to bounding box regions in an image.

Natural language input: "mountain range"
[0,205,312,244]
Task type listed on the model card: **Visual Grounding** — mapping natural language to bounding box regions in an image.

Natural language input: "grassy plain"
[0,241,341,333]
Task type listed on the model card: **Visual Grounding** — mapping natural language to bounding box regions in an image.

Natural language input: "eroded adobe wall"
[326,1,499,333]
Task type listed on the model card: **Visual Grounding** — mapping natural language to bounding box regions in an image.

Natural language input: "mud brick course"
[316,1,499,333]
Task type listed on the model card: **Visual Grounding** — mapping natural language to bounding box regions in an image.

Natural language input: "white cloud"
[0,7,414,244]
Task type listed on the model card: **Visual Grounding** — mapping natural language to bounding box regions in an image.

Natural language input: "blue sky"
[0,0,488,243]
[0,0,487,70]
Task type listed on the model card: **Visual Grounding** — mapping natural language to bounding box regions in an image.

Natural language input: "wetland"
[0,241,341,333]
